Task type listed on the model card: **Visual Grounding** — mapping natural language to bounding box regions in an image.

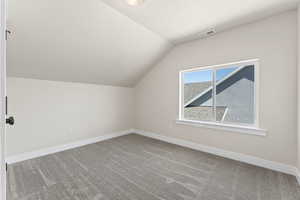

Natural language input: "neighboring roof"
[185,66,248,107]
[184,106,227,122]
[184,65,255,124]
[184,82,211,104]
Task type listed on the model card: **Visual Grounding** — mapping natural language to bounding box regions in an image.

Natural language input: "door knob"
[6,116,14,125]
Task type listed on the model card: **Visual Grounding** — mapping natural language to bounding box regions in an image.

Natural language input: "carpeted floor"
[7,134,300,200]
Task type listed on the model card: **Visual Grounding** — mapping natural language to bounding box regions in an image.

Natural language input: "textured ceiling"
[101,0,300,43]
[7,0,172,87]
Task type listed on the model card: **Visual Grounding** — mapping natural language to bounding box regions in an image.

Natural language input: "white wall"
[6,77,134,156]
[135,11,298,166]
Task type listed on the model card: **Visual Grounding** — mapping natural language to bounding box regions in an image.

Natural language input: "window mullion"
[213,70,217,122]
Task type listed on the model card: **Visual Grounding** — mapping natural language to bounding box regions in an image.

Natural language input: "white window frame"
[178,59,266,136]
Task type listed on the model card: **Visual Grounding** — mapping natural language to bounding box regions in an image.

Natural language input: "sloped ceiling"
[7,0,172,87]
[101,0,300,43]
[7,0,300,86]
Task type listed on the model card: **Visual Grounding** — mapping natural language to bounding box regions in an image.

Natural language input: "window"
[179,59,259,129]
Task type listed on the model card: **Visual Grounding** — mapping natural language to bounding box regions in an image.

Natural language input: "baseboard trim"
[6,129,133,164]
[133,129,299,182]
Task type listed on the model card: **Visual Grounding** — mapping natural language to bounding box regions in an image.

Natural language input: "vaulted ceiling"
[102,0,300,43]
[7,0,300,87]
[7,0,172,87]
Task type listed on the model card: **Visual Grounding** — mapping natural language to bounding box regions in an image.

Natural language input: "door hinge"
[5,30,11,40]
[5,96,7,115]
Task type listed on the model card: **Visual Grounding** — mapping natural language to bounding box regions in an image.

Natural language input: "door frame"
[0,0,6,198]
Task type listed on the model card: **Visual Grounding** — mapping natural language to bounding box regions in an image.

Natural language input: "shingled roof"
[184,82,211,104]
[184,106,227,121]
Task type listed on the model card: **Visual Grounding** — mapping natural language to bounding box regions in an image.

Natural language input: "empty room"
[1,0,300,199]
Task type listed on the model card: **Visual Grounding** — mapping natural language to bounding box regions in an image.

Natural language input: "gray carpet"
[7,134,300,200]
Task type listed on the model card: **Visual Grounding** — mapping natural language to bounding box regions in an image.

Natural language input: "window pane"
[216,65,255,124]
[183,70,214,121]
[216,67,238,81]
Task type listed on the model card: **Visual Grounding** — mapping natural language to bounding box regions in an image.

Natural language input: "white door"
[0,0,6,198]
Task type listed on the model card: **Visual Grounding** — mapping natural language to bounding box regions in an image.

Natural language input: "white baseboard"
[133,129,300,183]
[6,129,133,164]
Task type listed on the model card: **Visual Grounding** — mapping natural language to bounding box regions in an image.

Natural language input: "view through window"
[181,60,257,126]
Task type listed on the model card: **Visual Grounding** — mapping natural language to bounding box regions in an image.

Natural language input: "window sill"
[175,119,267,136]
